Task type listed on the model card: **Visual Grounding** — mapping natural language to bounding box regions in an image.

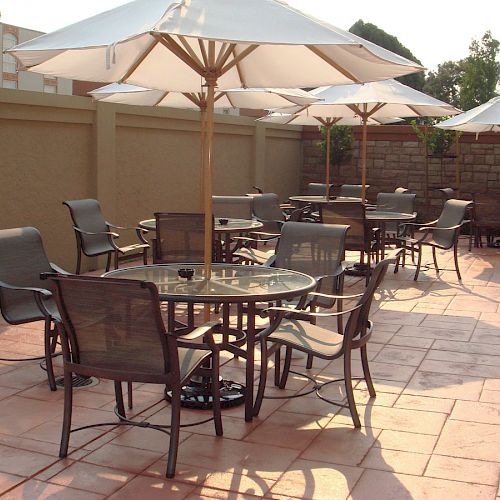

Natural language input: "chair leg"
[432,247,439,273]
[413,244,422,281]
[166,385,181,479]
[114,381,126,420]
[344,350,361,428]
[361,345,376,398]
[306,354,314,370]
[59,370,73,458]
[336,275,344,334]
[210,353,223,436]
[114,250,119,270]
[127,381,133,409]
[255,340,270,416]
[143,247,148,265]
[278,347,292,389]
[105,253,112,273]
[273,346,281,387]
[44,318,57,391]
[454,243,462,280]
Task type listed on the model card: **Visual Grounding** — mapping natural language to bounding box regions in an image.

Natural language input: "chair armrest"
[73,227,119,238]
[263,303,362,321]
[417,223,463,232]
[105,223,149,244]
[175,321,221,351]
[50,263,71,275]
[0,280,52,298]
[248,231,281,239]
[308,291,364,301]
[263,254,276,267]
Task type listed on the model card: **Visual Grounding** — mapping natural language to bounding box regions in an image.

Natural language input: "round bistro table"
[103,263,316,421]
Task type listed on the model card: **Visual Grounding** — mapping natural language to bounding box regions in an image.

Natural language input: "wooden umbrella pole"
[361,113,368,202]
[199,104,207,209]
[455,131,461,195]
[325,124,331,198]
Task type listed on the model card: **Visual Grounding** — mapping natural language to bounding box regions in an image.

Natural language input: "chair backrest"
[339,184,367,198]
[433,199,471,248]
[50,274,177,380]
[306,183,333,197]
[212,196,253,220]
[253,193,285,233]
[376,192,416,214]
[153,213,206,264]
[394,187,410,194]
[320,201,368,252]
[0,227,53,323]
[63,199,113,255]
[274,221,349,278]
[344,250,401,342]
[438,188,455,201]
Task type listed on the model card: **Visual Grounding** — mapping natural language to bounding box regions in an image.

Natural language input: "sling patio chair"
[63,199,149,274]
[395,199,472,280]
[375,192,417,240]
[254,250,402,427]
[0,227,69,390]
[470,193,500,249]
[49,273,223,479]
[339,184,369,199]
[212,195,254,220]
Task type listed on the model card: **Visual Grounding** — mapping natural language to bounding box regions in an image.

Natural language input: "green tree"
[319,125,353,167]
[349,20,425,90]
[459,31,499,110]
[410,118,456,157]
[423,60,464,108]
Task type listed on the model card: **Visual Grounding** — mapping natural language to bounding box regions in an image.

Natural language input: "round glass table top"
[366,211,416,221]
[139,218,263,232]
[288,195,361,203]
[103,263,317,303]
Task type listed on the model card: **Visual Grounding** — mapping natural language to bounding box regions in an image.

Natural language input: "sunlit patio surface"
[0,241,499,499]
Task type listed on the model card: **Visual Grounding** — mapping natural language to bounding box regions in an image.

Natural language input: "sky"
[1,0,499,72]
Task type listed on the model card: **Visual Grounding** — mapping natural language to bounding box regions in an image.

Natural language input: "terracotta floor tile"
[198,471,274,497]
[432,339,500,356]
[48,462,134,495]
[2,480,105,499]
[425,349,500,367]
[374,429,438,454]
[186,486,260,499]
[301,422,382,467]
[107,475,196,499]
[144,458,212,484]
[425,454,500,487]
[82,443,163,474]
[394,394,454,414]
[373,346,427,366]
[419,359,500,378]
[371,310,426,326]
[480,390,500,404]
[354,469,497,500]
[176,434,300,480]
[387,335,434,349]
[269,459,363,500]
[435,420,500,462]
[470,328,500,345]
[396,324,472,341]
[0,386,20,401]
[403,370,484,401]
[244,410,331,450]
[360,447,430,475]
[483,378,500,391]
[0,472,25,495]
[0,444,57,476]
[450,400,500,425]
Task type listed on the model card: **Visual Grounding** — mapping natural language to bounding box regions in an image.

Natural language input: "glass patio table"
[103,263,316,421]
[139,218,264,262]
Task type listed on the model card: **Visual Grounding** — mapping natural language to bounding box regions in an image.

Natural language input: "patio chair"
[0,227,69,391]
[63,199,149,274]
[50,274,223,478]
[321,201,380,285]
[437,187,456,201]
[470,193,500,248]
[376,192,417,237]
[395,199,472,280]
[153,212,208,264]
[254,250,402,427]
[306,182,334,197]
[252,193,287,235]
[394,187,410,194]
[212,195,254,220]
[339,184,368,199]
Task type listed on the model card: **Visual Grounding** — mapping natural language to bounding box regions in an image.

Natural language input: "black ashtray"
[218,218,229,225]
[177,268,195,280]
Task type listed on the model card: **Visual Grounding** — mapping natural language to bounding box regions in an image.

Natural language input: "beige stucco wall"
[0,89,302,271]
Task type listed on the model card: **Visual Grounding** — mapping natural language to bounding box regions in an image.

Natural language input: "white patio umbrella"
[273,79,460,200]
[8,0,423,276]
[436,96,500,134]
[259,112,400,197]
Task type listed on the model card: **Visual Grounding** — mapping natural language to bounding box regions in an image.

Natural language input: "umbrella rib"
[183,92,203,108]
[214,92,225,104]
[216,43,237,71]
[177,35,205,70]
[306,45,361,83]
[220,45,259,75]
[119,37,159,82]
[159,34,205,75]
[407,104,424,117]
[154,90,170,106]
[198,39,209,67]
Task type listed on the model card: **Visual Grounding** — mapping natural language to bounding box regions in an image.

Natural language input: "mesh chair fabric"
[339,185,367,198]
[376,193,416,233]
[432,200,470,248]
[306,183,333,196]
[253,193,284,233]
[212,196,253,220]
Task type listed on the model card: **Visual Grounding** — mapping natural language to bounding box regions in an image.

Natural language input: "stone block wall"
[302,125,500,220]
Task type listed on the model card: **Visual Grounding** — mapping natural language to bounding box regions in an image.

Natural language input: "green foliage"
[423,60,464,108]
[319,125,353,167]
[410,118,456,156]
[459,31,500,111]
[349,20,425,91]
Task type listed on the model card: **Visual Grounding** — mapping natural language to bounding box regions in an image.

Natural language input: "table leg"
[224,232,231,263]
[245,301,255,422]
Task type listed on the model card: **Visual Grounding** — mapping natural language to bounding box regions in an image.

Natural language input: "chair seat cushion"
[233,247,274,265]
[117,243,149,254]
[268,319,344,359]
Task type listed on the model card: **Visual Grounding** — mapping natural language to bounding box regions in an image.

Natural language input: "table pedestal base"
[345,262,371,277]
[165,377,245,410]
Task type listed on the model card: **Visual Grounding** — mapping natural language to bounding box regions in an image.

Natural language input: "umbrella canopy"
[272,79,461,199]
[89,83,320,109]
[8,0,424,278]
[436,96,500,134]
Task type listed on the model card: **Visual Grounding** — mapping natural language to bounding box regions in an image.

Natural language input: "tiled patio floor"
[0,242,499,499]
